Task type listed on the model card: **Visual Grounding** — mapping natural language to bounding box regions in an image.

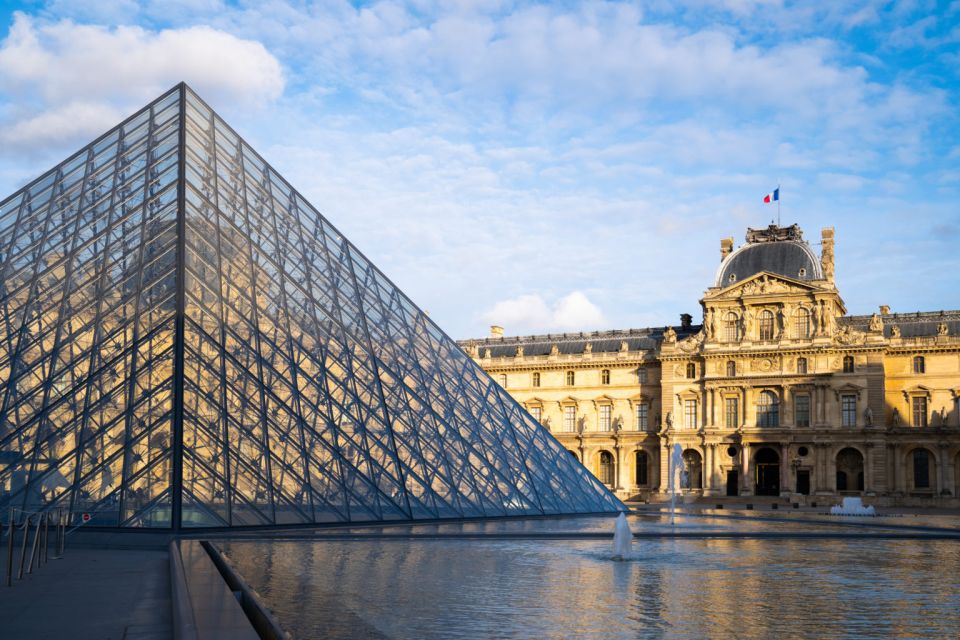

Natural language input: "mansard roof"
[716,224,823,287]
[840,310,960,339]
[459,325,702,357]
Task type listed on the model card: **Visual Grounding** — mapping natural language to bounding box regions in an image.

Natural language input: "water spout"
[612,512,633,560]
[829,497,876,516]
[668,443,684,525]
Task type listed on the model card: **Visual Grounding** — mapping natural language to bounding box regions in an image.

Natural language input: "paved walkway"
[0,547,171,639]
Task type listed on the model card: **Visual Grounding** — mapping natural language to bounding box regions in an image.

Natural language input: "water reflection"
[222,533,960,639]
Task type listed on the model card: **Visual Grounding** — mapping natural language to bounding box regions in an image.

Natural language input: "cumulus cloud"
[480,291,605,335]
[0,12,283,156]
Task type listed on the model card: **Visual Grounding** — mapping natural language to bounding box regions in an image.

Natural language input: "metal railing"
[4,508,67,587]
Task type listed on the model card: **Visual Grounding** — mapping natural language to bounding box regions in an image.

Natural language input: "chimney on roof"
[490,325,504,338]
[680,313,692,330]
[720,237,734,262]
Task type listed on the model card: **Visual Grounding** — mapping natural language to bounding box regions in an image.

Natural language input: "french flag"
[763,187,779,204]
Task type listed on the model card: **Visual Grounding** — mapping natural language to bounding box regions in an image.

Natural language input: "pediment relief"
[676,330,705,353]
[708,272,817,300]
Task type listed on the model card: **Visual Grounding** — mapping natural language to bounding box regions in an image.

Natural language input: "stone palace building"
[459,224,960,505]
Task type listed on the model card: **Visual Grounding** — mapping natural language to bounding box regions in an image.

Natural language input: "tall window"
[601,369,611,385]
[843,356,854,373]
[757,391,779,427]
[532,372,541,387]
[795,394,811,427]
[725,397,739,429]
[913,396,928,427]
[566,370,575,386]
[599,405,612,432]
[726,361,736,377]
[599,451,615,485]
[498,374,507,388]
[913,356,925,374]
[563,406,576,432]
[797,357,808,374]
[529,406,542,424]
[913,449,931,489]
[636,403,649,431]
[794,308,811,338]
[686,363,696,379]
[636,450,648,485]
[638,367,648,384]
[841,394,857,426]
[684,399,698,429]
[724,312,739,342]
[759,310,775,340]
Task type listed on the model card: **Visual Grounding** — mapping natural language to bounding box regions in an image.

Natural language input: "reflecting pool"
[220,514,960,639]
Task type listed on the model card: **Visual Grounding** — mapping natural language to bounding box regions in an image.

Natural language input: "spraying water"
[612,512,633,560]
[667,443,684,525]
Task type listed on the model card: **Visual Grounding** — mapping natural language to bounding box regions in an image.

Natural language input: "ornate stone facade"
[459,224,960,505]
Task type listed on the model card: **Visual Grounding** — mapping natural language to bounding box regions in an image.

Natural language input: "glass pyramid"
[0,84,622,529]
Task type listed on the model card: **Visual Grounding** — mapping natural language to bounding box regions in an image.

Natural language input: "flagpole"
[777,183,781,227]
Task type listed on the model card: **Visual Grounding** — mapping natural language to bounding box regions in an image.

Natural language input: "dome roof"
[716,238,822,287]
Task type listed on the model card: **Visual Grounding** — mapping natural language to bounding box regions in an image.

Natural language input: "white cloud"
[0,12,283,156]
[480,291,605,334]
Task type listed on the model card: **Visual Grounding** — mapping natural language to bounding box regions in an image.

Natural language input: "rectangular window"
[599,405,612,432]
[563,406,576,432]
[795,394,811,427]
[636,403,649,431]
[912,397,927,427]
[529,406,542,424]
[684,399,698,429]
[841,395,856,427]
[725,397,739,429]
[638,368,648,384]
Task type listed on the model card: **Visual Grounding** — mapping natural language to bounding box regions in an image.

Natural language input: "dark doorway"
[796,469,810,495]
[726,470,739,496]
[755,447,780,496]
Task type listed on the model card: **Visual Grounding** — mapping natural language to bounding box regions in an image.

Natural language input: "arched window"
[794,308,811,338]
[686,363,696,379]
[843,355,854,373]
[757,390,779,427]
[724,312,739,342]
[599,451,615,485]
[913,356,925,374]
[601,369,611,385]
[635,450,648,485]
[566,370,575,386]
[912,449,931,489]
[759,310,775,340]
[498,374,507,388]
[797,357,807,374]
[532,372,541,387]
[726,361,736,377]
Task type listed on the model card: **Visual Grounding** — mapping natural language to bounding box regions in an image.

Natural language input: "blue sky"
[0,1,957,338]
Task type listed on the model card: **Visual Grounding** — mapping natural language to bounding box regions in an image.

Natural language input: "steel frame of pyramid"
[0,84,622,529]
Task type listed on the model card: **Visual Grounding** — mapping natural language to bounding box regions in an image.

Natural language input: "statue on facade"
[705,308,716,339]
[891,407,901,427]
[481,347,490,358]
[584,342,593,354]
[550,344,559,356]
[743,309,755,336]
[891,325,901,338]
[869,313,883,332]
[864,405,873,427]
[620,340,629,352]
[663,326,677,343]
[515,345,524,357]
[664,411,673,430]
[938,322,949,336]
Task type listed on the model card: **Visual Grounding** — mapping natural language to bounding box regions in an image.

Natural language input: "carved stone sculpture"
[869,313,883,332]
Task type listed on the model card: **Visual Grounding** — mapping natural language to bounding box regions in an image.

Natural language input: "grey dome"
[717,240,822,287]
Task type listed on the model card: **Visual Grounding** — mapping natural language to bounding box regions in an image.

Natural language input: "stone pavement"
[0,547,171,639]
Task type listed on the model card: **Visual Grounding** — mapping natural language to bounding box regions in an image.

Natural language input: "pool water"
[219,514,960,639]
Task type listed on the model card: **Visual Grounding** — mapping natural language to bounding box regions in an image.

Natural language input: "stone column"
[939,444,950,497]
[892,444,903,495]
[780,442,790,495]
[704,444,714,495]
[614,444,624,491]
[864,443,874,494]
[660,440,672,494]
[741,442,752,495]
[782,386,792,428]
